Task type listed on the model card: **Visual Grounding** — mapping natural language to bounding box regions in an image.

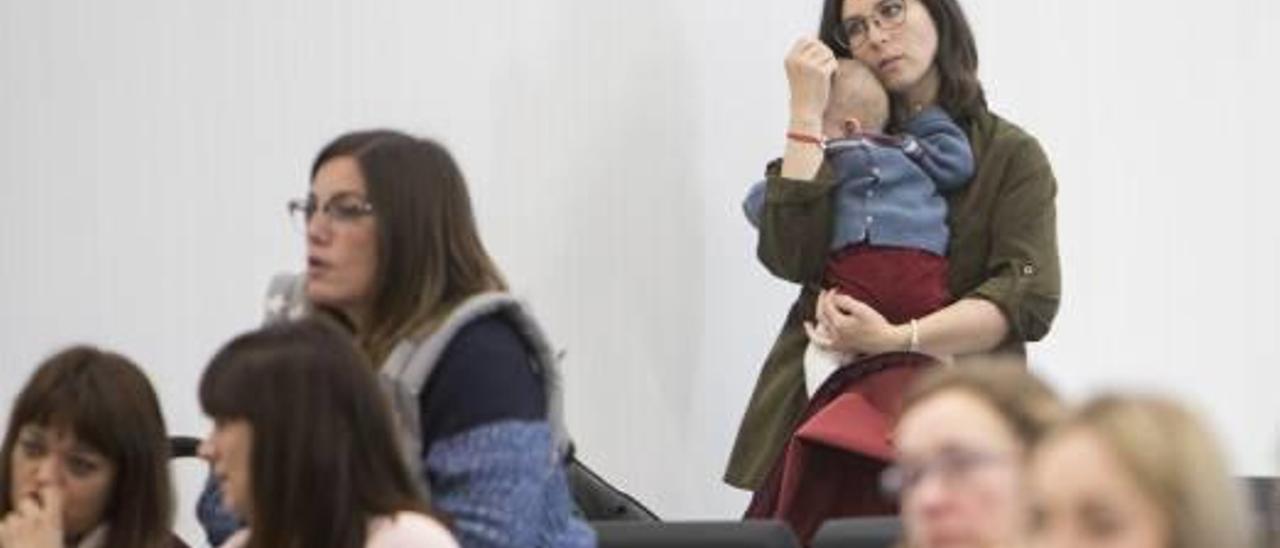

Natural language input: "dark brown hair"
[0,346,174,548]
[902,362,1064,448]
[310,130,507,365]
[819,0,987,126]
[199,318,430,548]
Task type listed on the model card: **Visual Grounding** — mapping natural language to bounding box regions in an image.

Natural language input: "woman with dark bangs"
[0,346,183,548]
[197,318,457,548]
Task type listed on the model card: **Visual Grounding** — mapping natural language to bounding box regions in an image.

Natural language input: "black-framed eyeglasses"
[836,0,909,51]
[880,447,1009,497]
[287,194,374,229]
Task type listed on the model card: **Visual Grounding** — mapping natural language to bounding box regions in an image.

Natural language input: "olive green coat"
[724,109,1061,490]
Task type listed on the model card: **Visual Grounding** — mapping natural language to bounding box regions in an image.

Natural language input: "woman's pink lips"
[879,55,905,71]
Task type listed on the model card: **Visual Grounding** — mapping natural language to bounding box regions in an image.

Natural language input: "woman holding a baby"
[728,0,1062,542]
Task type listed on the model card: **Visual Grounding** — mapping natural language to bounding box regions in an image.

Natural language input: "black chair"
[1245,476,1278,548]
[811,516,901,548]
[567,455,658,521]
[593,520,800,548]
[170,436,201,459]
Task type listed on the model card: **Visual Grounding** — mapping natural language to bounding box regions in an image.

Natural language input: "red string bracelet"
[786,131,826,149]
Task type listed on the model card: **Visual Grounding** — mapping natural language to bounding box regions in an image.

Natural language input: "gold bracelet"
[909,319,920,352]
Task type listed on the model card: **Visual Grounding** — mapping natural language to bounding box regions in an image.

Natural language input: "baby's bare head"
[824,59,889,138]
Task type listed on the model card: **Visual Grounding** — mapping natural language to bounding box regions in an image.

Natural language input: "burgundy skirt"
[745,244,950,544]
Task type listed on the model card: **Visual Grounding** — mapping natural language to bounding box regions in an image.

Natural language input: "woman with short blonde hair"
[1030,395,1255,548]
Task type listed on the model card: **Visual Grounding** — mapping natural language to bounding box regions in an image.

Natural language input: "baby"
[745,59,975,395]
[821,58,890,144]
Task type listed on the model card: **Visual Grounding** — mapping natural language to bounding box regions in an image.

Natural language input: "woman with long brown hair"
[728,0,1062,522]
[198,130,592,548]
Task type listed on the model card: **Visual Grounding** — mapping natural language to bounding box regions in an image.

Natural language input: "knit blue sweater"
[744,106,974,256]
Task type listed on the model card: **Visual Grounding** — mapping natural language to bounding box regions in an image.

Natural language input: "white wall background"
[1,0,1277,545]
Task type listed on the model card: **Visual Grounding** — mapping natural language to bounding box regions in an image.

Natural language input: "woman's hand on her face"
[785,37,837,130]
[0,486,64,548]
[814,289,909,355]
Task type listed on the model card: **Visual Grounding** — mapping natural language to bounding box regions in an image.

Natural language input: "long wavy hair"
[310,130,507,365]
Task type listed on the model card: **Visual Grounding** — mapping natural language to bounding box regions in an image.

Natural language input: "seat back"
[593,520,800,548]
[811,516,901,548]
[567,456,659,521]
[170,435,201,459]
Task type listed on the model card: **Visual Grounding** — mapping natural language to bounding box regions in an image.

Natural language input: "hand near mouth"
[0,485,65,548]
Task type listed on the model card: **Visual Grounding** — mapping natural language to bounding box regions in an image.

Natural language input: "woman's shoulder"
[428,312,544,401]
[969,109,1053,174]
[972,110,1047,155]
[448,311,527,353]
[418,306,548,444]
[367,512,458,548]
[404,292,536,355]
[379,292,535,384]
[435,311,534,379]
